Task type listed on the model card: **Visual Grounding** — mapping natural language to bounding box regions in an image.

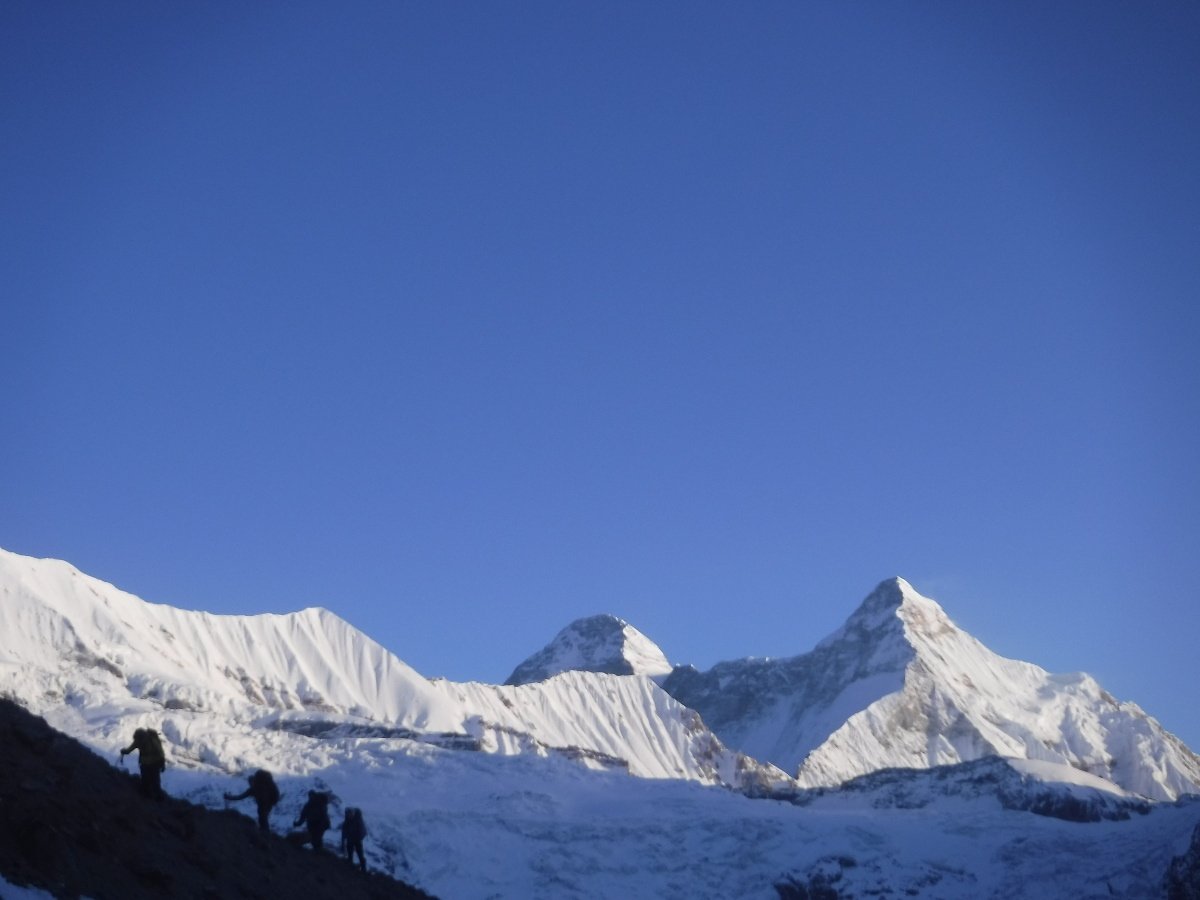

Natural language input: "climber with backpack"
[339,806,368,871]
[292,789,332,851]
[119,727,167,800]
[225,769,281,833]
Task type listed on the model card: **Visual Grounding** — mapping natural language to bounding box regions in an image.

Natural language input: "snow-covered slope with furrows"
[662,578,1200,801]
[0,548,769,792]
[505,614,673,685]
[438,672,787,788]
[0,547,462,730]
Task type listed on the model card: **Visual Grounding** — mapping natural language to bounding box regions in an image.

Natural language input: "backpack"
[314,792,331,830]
[343,807,367,841]
[252,769,280,806]
[144,729,166,771]
[303,791,331,832]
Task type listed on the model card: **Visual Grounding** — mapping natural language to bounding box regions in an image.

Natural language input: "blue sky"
[4,4,1199,746]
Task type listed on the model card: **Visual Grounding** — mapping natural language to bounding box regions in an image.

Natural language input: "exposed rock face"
[1166,822,1200,900]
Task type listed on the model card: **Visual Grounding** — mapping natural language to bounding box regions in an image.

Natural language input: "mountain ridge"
[508,576,1200,801]
[0,546,780,794]
[10,547,1197,802]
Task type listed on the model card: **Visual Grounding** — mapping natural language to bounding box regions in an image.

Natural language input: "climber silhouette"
[119,727,167,800]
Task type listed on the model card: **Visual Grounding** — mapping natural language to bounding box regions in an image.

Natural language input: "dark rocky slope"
[1167,822,1200,900]
[0,698,435,900]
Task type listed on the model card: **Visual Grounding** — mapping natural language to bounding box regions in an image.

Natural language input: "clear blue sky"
[4,3,1198,746]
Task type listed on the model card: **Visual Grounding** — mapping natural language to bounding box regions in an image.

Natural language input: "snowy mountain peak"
[505,613,673,685]
[817,577,956,651]
[662,578,1200,801]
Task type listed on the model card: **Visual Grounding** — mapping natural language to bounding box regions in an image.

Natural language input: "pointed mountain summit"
[505,614,673,685]
[662,578,1200,801]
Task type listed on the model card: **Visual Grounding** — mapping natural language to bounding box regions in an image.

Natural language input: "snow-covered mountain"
[0,547,457,728]
[505,614,672,685]
[0,547,777,791]
[4,546,1200,898]
[661,577,1200,801]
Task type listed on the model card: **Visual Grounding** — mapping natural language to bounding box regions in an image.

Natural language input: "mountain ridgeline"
[509,577,1200,802]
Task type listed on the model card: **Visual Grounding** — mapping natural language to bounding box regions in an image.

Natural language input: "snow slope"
[438,672,785,786]
[662,578,1200,800]
[162,726,1200,899]
[0,547,461,729]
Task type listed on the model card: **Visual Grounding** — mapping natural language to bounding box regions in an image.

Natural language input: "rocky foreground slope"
[0,698,434,900]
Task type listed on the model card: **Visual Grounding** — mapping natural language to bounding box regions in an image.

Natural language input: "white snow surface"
[3,547,1200,899]
[1006,758,1132,797]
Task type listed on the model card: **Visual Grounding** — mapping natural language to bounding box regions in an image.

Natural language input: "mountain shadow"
[0,697,436,900]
